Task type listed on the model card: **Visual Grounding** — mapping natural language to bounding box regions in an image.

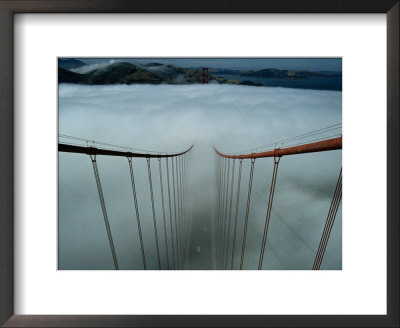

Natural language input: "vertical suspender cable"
[166,158,176,269]
[147,157,161,270]
[175,156,182,265]
[183,155,188,249]
[220,158,227,266]
[231,159,243,270]
[180,156,185,254]
[258,157,281,270]
[175,156,180,258]
[176,156,182,261]
[172,157,180,268]
[183,154,190,246]
[312,168,342,270]
[221,159,231,268]
[217,156,222,239]
[225,159,236,269]
[183,155,187,247]
[217,157,222,256]
[90,155,119,270]
[179,156,184,259]
[220,158,226,254]
[240,158,256,270]
[313,168,342,270]
[313,172,342,270]
[220,157,225,263]
[216,156,221,262]
[158,157,170,270]
[128,157,147,270]
[219,157,223,219]
[221,159,228,266]
[219,157,223,231]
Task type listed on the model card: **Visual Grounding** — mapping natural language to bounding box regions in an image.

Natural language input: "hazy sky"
[79,58,342,72]
[58,83,342,270]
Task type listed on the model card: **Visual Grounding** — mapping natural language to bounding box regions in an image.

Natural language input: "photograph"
[58,57,342,270]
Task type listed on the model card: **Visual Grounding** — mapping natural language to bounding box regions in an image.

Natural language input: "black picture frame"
[0,1,398,327]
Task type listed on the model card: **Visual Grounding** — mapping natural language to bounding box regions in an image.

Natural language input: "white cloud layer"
[58,83,342,270]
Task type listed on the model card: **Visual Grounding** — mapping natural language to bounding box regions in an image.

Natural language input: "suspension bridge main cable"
[59,135,194,270]
[59,134,196,157]
[214,130,342,270]
[231,159,243,269]
[158,158,170,270]
[59,134,165,154]
[312,168,342,270]
[230,123,342,155]
[59,137,194,159]
[258,156,281,270]
[128,157,147,270]
[214,137,342,160]
[240,158,256,270]
[147,158,162,270]
[89,155,119,270]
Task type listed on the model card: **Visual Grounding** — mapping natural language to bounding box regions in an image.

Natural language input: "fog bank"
[58,83,342,270]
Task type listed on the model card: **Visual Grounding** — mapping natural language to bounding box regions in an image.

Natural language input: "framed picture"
[0,1,398,327]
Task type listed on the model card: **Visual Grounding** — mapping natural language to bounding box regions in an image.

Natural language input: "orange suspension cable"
[214,137,342,159]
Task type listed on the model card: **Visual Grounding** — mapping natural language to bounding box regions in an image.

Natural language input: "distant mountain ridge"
[58,61,263,86]
[207,68,342,80]
[58,60,340,86]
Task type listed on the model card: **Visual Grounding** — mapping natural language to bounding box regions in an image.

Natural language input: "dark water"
[217,74,342,91]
